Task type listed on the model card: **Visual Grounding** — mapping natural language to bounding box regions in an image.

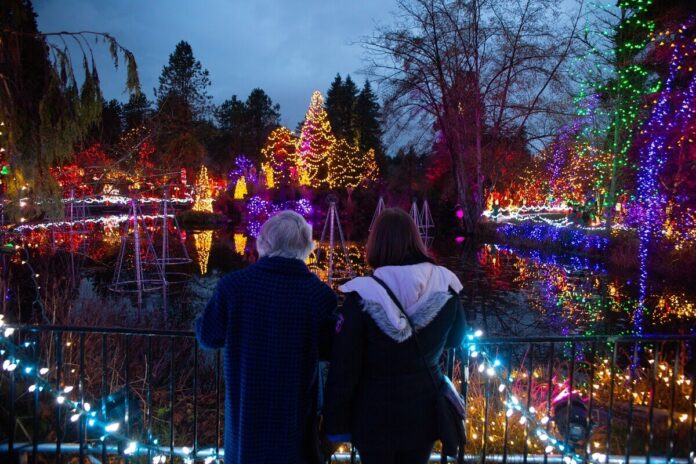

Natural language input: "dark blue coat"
[196,256,337,464]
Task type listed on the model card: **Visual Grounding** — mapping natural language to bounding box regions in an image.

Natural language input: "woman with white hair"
[196,210,337,464]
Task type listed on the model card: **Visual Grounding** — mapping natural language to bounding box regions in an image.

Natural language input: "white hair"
[256,210,314,260]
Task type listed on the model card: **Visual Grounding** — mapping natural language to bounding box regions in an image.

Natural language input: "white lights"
[105,422,120,432]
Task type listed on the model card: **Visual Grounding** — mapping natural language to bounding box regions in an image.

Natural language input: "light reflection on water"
[2,225,695,335]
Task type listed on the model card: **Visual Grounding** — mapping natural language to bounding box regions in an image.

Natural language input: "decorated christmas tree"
[298,91,335,187]
[261,126,298,185]
[192,165,214,212]
[363,148,379,185]
[329,139,361,189]
[234,175,248,199]
[261,163,274,189]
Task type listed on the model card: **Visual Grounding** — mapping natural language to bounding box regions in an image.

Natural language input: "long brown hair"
[366,207,432,268]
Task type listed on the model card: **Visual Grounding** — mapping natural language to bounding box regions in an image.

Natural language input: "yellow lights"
[193,230,213,275]
[233,176,248,200]
[233,233,247,255]
[261,163,274,189]
[192,166,214,213]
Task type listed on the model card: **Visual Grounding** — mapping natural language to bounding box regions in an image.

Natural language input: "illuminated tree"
[328,139,359,188]
[298,91,335,187]
[261,126,298,184]
[234,175,248,200]
[363,148,379,185]
[261,163,274,189]
[193,166,214,212]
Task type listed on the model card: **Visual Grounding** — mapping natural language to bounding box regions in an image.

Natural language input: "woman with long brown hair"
[323,208,465,464]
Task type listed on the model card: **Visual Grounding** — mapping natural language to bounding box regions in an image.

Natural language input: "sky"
[33,0,397,130]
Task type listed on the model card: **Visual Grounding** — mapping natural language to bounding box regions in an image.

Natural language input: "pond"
[3,219,694,338]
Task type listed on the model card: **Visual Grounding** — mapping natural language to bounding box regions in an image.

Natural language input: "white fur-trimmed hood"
[339,263,463,342]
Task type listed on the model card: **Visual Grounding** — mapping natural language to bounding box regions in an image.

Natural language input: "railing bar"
[503,347,512,464]
[543,343,554,464]
[8,359,15,464]
[147,336,153,464]
[625,342,639,464]
[169,336,175,457]
[193,339,199,457]
[79,332,85,464]
[564,342,576,454]
[605,342,618,457]
[524,343,533,464]
[125,334,131,464]
[585,341,597,461]
[482,360,491,464]
[666,341,680,462]
[55,332,63,464]
[215,349,221,459]
[691,355,696,464]
[646,342,659,464]
[7,323,696,342]
[442,349,452,464]
[101,334,107,464]
[32,332,39,464]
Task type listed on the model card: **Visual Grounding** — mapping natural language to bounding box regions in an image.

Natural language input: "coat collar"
[253,256,312,276]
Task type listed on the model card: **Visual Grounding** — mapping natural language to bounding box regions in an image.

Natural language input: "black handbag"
[371,276,466,463]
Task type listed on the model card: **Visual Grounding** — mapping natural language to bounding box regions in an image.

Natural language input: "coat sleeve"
[445,291,466,349]
[322,292,364,436]
[196,278,230,350]
[318,286,339,361]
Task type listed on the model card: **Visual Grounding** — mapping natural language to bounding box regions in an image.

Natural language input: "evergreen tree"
[261,127,298,184]
[155,41,211,118]
[123,92,151,130]
[0,0,139,219]
[244,88,281,162]
[298,91,335,187]
[355,80,383,160]
[325,74,359,141]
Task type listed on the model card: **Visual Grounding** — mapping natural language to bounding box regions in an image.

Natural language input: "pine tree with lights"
[192,165,214,212]
[261,163,274,189]
[234,175,248,199]
[298,91,335,187]
[363,148,379,185]
[328,139,360,188]
[261,126,298,184]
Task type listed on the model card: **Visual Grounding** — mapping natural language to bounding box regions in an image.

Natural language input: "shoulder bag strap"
[370,275,441,393]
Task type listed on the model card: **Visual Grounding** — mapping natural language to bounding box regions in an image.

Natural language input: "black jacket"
[323,289,466,454]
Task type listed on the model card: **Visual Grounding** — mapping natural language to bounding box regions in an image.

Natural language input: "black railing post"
[32,331,39,464]
[585,341,597,462]
[169,336,175,458]
[215,349,222,460]
[564,342,576,455]
[78,332,85,464]
[523,343,533,464]
[55,331,63,464]
[193,339,199,458]
[666,341,680,462]
[625,342,639,464]
[543,342,554,464]
[147,336,152,464]
[646,342,659,464]
[605,341,618,457]
[101,334,107,464]
[502,346,512,464]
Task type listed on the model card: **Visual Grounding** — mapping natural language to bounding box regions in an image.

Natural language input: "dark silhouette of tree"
[212,89,281,168]
[355,80,384,167]
[0,0,139,219]
[366,0,580,234]
[325,74,359,141]
[155,40,211,119]
[123,92,151,130]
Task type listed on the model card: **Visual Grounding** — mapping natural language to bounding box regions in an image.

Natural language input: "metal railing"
[0,325,694,463]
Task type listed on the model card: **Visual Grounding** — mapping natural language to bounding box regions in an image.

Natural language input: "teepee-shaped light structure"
[369,196,386,231]
[410,199,422,230]
[109,199,166,307]
[312,195,354,286]
[145,189,191,266]
[419,199,435,246]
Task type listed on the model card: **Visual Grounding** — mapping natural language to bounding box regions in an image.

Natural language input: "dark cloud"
[33,0,396,129]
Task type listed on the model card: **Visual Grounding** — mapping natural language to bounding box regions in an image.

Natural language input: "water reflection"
[1,222,694,335]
